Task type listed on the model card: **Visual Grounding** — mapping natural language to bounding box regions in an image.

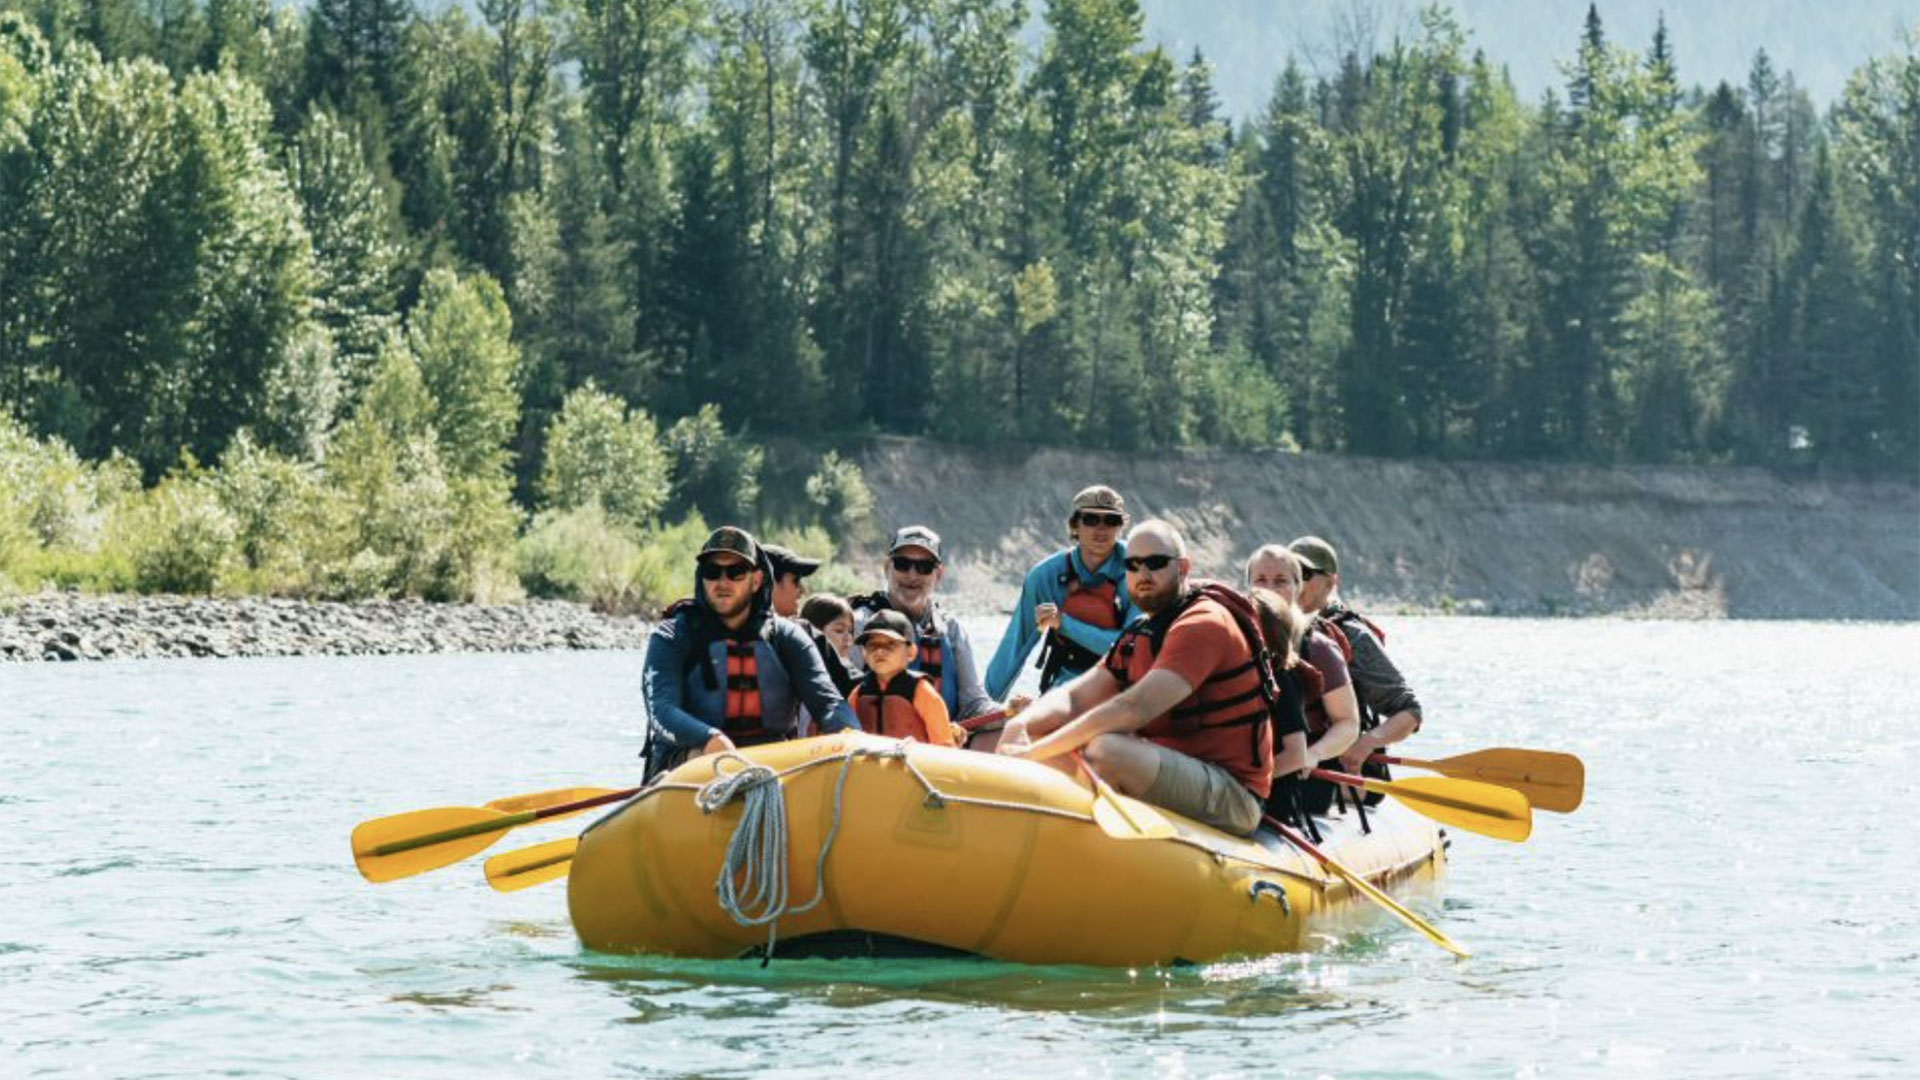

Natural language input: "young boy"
[846,610,967,746]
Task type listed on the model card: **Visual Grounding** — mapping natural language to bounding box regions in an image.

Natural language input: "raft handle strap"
[1249,880,1291,915]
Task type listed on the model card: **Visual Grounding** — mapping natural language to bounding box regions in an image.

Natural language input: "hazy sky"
[1135,0,1917,118]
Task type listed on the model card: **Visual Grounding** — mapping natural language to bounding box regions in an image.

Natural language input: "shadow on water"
[559,937,1393,1026]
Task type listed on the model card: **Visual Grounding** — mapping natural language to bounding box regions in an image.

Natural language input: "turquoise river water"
[3,617,1917,1078]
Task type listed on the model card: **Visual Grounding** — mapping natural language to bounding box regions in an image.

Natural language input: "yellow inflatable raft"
[568,733,1446,966]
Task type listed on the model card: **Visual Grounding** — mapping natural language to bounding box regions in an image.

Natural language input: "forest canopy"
[1,0,1915,603]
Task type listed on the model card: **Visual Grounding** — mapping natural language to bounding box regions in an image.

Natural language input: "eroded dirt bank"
[855,439,1919,621]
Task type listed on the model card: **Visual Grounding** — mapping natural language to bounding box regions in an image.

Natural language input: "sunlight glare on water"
[2,617,1916,1077]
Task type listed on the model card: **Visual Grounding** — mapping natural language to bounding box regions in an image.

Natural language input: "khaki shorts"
[1140,741,1262,836]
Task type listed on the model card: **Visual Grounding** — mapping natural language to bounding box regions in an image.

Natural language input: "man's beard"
[709,588,754,620]
[1130,577,1180,616]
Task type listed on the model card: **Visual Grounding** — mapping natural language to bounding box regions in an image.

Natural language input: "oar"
[1311,768,1532,843]
[1263,814,1470,959]
[1372,748,1585,813]
[960,707,1008,732]
[1074,751,1176,840]
[483,787,624,817]
[486,837,580,892]
[351,786,638,884]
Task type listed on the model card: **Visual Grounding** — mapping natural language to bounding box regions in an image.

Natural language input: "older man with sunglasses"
[985,485,1138,701]
[849,526,997,724]
[640,526,858,779]
[1289,535,1424,783]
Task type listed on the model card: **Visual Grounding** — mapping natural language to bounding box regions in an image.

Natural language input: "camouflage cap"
[698,525,761,564]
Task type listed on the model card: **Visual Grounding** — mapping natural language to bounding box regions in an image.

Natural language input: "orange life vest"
[722,639,767,741]
[1103,583,1275,798]
[1039,568,1125,688]
[847,671,953,746]
[1061,573,1124,629]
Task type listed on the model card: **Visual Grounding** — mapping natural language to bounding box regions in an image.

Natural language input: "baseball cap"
[855,609,915,646]
[887,525,942,561]
[698,525,761,564]
[762,544,822,579]
[1069,485,1127,519]
[1288,536,1340,576]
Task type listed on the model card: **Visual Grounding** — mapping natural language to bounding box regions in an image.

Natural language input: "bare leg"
[1082,733,1163,798]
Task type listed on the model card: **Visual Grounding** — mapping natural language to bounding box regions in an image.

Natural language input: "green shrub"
[314,410,458,599]
[517,504,646,612]
[627,513,713,613]
[539,383,672,526]
[310,342,521,602]
[114,478,239,594]
[213,430,325,583]
[803,450,875,543]
[664,405,761,523]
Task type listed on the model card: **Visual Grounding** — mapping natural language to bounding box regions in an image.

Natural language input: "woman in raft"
[845,609,970,747]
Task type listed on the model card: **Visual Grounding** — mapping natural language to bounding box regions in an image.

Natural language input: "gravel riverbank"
[0,592,649,663]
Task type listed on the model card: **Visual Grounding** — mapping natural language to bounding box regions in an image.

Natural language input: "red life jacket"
[848,671,950,745]
[1061,572,1124,629]
[662,597,774,744]
[722,639,767,741]
[1039,564,1125,688]
[1103,582,1275,798]
[915,633,946,683]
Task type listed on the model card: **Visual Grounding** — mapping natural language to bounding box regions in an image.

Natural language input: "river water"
[3,617,1916,1078]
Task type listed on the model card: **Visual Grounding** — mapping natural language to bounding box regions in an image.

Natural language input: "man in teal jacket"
[985,486,1138,700]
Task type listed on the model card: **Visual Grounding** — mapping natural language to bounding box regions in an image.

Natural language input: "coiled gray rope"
[695,748,884,961]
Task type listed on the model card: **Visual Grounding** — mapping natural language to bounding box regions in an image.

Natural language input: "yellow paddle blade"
[1409,749,1586,814]
[484,787,622,820]
[1074,752,1176,840]
[485,837,579,892]
[1370,774,1533,843]
[1090,792,1178,839]
[351,805,525,884]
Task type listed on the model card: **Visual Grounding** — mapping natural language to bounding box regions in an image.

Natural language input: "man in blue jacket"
[641,526,859,778]
[985,485,1138,700]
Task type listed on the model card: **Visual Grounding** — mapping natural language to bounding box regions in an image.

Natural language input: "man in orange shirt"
[996,520,1275,835]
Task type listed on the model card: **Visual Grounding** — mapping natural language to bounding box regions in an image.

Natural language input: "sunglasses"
[1075,512,1126,529]
[1301,567,1329,581]
[890,556,940,575]
[698,561,755,582]
[1124,554,1176,573]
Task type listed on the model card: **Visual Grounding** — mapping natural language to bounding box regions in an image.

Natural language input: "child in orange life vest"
[847,610,968,747]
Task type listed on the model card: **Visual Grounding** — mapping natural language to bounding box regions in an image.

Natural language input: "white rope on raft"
[696,745,905,960]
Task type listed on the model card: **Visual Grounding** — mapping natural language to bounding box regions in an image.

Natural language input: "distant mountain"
[1133,0,1918,118]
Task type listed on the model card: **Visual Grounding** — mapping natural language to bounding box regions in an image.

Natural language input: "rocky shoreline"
[0,592,650,663]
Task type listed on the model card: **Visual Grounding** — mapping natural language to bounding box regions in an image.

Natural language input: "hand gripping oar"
[1371,748,1585,813]
[351,786,637,883]
[1311,768,1532,842]
[1263,814,1470,958]
[1073,751,1176,840]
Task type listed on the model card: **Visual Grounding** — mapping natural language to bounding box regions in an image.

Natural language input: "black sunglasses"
[891,555,940,575]
[1124,554,1176,573]
[1075,512,1126,528]
[1301,566,1329,581]
[699,561,755,581]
